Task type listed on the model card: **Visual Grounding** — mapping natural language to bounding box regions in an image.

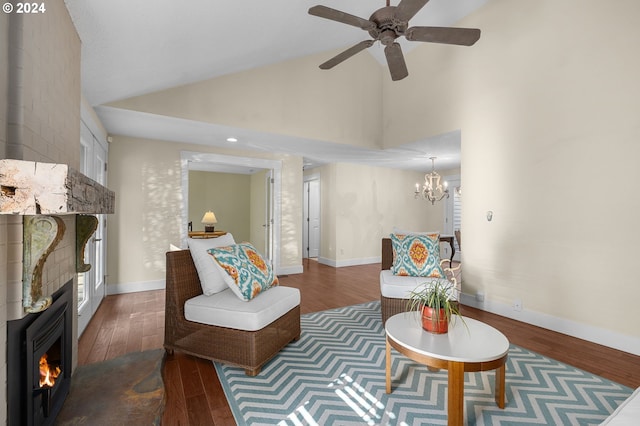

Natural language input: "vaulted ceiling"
[64,0,488,171]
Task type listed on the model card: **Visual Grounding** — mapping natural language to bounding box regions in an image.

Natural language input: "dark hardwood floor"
[78,258,640,425]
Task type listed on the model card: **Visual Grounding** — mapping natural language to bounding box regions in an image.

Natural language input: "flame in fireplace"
[39,353,61,388]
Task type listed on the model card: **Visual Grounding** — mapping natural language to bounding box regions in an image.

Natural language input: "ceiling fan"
[308,0,481,81]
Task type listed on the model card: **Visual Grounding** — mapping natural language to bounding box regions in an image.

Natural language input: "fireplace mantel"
[0,159,116,313]
[0,159,114,215]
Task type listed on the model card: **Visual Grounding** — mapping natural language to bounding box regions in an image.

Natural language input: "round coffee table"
[385,312,509,426]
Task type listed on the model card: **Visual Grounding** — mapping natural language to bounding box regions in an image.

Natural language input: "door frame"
[180,151,282,272]
[78,119,108,336]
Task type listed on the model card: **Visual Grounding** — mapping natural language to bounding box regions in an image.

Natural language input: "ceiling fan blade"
[405,26,481,46]
[394,0,430,22]
[308,5,376,31]
[384,43,409,81]
[319,40,375,70]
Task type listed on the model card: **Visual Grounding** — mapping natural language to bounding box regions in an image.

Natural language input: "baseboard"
[318,256,381,268]
[460,292,640,357]
[277,264,304,275]
[317,257,335,267]
[107,279,165,295]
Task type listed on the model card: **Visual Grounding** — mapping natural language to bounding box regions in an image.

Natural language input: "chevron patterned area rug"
[215,301,632,425]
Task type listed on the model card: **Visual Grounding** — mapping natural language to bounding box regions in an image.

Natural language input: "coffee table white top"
[386,312,510,363]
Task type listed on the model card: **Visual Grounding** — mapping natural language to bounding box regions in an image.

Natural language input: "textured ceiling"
[64,0,487,172]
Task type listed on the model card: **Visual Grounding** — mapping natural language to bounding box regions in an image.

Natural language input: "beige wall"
[313,163,449,266]
[384,0,640,346]
[188,171,251,242]
[1,3,82,422]
[109,49,384,150]
[107,136,303,288]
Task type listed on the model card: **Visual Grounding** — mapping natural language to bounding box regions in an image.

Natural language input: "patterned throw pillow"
[390,233,445,278]
[208,242,279,301]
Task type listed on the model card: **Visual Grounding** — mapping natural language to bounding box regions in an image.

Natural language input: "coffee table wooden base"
[386,336,507,426]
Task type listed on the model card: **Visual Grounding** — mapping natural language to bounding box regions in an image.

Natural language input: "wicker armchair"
[164,250,301,376]
[380,237,461,324]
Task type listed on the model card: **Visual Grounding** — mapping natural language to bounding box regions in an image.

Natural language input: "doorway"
[187,169,272,259]
[180,151,281,270]
[303,175,320,259]
[78,121,107,336]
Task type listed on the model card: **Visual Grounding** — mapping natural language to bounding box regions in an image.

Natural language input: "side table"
[385,312,509,426]
[188,231,227,239]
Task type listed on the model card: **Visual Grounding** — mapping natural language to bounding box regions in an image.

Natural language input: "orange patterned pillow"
[390,233,445,278]
[208,242,278,301]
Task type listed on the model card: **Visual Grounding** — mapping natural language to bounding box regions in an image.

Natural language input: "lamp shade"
[201,211,217,225]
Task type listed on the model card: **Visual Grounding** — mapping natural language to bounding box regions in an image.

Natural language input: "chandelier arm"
[413,157,449,205]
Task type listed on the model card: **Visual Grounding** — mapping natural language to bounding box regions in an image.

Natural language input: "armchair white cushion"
[601,387,640,425]
[184,286,300,332]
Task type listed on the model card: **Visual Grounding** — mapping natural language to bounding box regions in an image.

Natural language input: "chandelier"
[414,157,449,205]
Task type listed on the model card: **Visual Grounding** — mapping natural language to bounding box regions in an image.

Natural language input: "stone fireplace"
[1,2,96,424]
[1,159,115,424]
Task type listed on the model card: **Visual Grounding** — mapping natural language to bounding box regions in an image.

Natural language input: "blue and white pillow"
[390,233,445,278]
[208,242,278,301]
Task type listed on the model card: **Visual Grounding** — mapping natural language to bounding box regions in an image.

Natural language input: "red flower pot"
[422,306,448,334]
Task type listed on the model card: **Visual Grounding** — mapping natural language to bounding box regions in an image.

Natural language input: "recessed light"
[226,137,238,143]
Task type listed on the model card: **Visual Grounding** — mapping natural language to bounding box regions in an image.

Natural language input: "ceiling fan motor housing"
[368,6,408,45]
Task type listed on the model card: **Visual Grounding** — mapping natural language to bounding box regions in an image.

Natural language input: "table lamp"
[201,211,217,233]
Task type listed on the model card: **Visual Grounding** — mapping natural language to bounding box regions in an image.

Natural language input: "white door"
[90,143,107,313]
[78,123,108,335]
[303,179,320,258]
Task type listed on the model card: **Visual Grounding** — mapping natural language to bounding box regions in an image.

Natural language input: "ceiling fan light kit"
[309,0,481,81]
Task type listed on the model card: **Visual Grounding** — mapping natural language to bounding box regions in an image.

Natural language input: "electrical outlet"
[476,291,485,302]
[513,298,522,312]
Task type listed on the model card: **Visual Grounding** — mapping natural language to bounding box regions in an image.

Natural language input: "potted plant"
[406,280,463,334]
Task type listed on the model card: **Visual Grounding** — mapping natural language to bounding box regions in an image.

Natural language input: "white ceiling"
[64,0,487,173]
